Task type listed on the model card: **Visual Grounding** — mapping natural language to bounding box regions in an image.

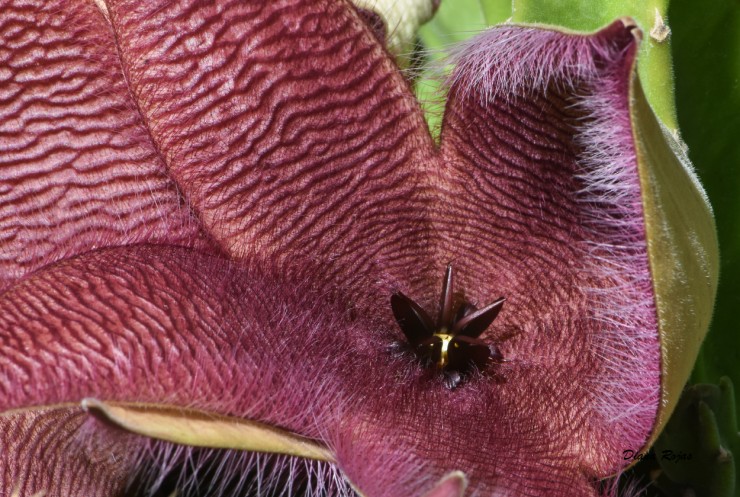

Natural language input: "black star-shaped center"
[391,264,505,384]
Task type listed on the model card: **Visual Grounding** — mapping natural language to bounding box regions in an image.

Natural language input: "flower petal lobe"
[106,0,437,294]
[0,0,206,288]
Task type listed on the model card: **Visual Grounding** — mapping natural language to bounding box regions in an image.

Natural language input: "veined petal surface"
[0,1,718,496]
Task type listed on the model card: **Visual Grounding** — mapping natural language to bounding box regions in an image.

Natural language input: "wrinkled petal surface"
[0,1,668,496]
[0,0,209,288]
[106,0,438,297]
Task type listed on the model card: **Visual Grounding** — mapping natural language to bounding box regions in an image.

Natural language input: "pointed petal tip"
[448,15,643,111]
[452,297,505,337]
[587,17,642,57]
[613,16,638,31]
[80,397,100,411]
[80,399,334,462]
[420,471,468,497]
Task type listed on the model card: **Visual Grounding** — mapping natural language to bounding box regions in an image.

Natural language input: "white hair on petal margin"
[447,26,604,104]
[128,440,356,497]
[446,23,661,489]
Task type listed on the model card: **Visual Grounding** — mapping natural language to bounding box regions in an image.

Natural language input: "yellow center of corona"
[434,333,454,368]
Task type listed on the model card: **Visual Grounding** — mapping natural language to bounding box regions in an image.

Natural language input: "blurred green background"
[414,0,739,493]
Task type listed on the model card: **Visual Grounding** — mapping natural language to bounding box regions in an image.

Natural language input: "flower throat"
[391,265,505,385]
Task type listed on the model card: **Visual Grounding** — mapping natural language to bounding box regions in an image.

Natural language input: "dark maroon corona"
[391,265,505,378]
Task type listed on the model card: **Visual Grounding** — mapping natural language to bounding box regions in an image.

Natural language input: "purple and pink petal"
[0,1,670,496]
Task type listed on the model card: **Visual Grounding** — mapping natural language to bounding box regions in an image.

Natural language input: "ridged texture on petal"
[0,407,144,496]
[0,1,702,496]
[0,0,207,288]
[105,0,437,297]
[0,246,359,495]
[432,20,660,476]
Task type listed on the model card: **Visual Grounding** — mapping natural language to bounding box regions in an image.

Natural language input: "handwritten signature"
[623,449,693,464]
